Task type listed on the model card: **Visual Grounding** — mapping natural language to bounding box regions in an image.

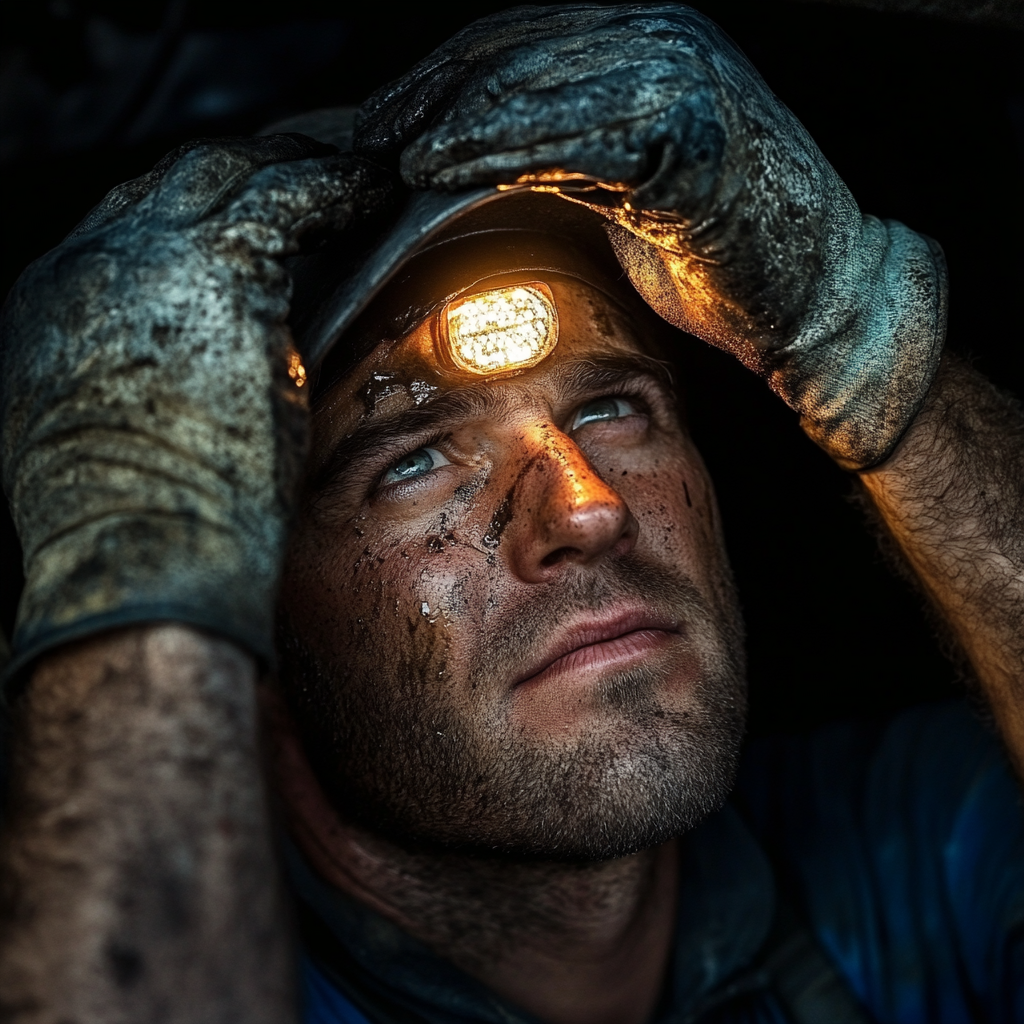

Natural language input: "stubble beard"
[279,555,748,863]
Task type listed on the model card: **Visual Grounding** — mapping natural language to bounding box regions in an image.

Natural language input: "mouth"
[513,606,682,690]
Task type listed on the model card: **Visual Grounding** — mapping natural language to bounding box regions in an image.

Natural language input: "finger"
[446,41,688,129]
[217,153,399,253]
[467,24,689,100]
[438,5,621,62]
[65,142,200,240]
[400,64,685,185]
[354,6,623,160]
[356,5,613,112]
[355,58,480,163]
[65,137,256,240]
[629,91,726,216]
[390,22,694,153]
[356,4,720,163]
[145,134,337,230]
[418,121,659,193]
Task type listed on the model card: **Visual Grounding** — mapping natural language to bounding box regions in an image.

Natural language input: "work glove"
[355,3,947,470]
[0,134,396,682]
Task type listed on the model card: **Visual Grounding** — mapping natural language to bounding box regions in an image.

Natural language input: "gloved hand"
[0,134,396,681]
[355,3,947,470]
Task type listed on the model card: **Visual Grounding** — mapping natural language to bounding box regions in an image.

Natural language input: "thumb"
[219,153,400,250]
[68,134,334,239]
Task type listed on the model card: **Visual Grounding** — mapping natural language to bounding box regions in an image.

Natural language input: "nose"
[503,427,639,584]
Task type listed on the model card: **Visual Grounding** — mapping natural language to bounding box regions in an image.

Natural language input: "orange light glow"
[496,170,631,194]
[288,350,307,387]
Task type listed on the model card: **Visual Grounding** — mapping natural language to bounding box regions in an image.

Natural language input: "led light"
[444,283,558,376]
[287,349,307,387]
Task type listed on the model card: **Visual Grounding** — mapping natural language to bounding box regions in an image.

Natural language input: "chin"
[338,689,746,864]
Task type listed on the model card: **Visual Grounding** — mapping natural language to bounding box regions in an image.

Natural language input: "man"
[0,5,1022,1023]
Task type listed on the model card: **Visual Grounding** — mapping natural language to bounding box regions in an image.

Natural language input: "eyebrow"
[311,354,676,491]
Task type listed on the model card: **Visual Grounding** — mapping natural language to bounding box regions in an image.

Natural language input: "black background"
[1,0,1021,735]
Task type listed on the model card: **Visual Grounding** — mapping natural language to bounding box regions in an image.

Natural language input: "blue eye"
[381,447,450,486]
[571,397,636,430]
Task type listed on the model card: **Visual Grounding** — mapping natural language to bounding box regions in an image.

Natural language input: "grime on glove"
[0,134,395,683]
[355,3,947,471]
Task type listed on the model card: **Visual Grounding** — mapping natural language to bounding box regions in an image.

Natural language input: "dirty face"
[278,277,746,861]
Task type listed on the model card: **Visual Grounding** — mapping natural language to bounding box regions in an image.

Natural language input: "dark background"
[1,0,1021,735]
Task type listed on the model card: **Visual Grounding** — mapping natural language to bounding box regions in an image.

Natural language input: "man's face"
[278,276,746,861]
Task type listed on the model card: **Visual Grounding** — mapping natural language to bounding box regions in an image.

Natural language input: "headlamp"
[441,283,558,376]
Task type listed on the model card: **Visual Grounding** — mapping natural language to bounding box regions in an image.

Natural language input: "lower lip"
[516,629,678,691]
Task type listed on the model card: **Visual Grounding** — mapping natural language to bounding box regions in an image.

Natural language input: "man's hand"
[1,134,395,675]
[0,135,395,1023]
[355,3,947,470]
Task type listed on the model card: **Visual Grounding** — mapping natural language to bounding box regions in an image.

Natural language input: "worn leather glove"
[355,3,947,470]
[0,134,395,680]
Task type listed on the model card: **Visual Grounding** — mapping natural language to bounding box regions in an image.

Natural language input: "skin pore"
[273,277,747,1024]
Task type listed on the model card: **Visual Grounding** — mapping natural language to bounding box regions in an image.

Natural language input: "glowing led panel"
[444,283,558,375]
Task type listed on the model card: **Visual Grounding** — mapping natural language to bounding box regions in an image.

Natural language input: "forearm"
[859,354,1024,772]
[0,625,296,1023]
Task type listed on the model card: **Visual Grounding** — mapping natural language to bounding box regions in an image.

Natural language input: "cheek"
[281,511,505,693]
[613,441,723,584]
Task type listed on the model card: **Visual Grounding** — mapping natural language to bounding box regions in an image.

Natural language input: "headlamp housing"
[441,282,558,376]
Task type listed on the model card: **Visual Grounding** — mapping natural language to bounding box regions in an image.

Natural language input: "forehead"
[308,278,657,455]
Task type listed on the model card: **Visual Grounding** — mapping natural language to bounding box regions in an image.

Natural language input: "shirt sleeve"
[736,701,1024,1024]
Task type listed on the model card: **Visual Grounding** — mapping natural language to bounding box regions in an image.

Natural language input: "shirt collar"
[287,802,775,1024]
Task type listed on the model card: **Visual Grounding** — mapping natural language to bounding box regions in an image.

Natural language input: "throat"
[270,697,681,1024]
[305,821,679,1024]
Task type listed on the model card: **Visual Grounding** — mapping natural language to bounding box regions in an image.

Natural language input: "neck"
[273,720,678,1024]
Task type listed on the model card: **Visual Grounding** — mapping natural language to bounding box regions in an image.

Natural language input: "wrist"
[771,218,948,470]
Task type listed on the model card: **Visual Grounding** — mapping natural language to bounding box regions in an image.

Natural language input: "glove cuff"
[3,601,271,701]
[769,218,948,470]
[3,510,282,700]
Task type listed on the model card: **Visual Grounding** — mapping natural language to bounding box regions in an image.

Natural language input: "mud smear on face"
[483,488,515,549]
[482,451,549,549]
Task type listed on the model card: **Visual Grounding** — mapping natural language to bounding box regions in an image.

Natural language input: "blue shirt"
[294,701,1024,1023]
